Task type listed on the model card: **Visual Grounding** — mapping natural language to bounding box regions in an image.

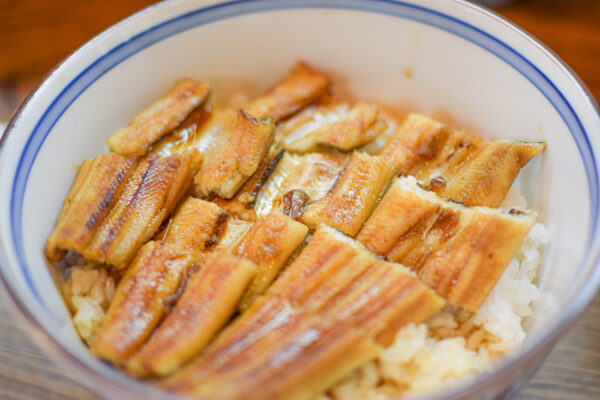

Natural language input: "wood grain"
[1,0,599,399]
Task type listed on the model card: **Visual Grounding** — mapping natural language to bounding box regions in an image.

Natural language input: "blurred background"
[0,0,599,399]
[0,0,599,121]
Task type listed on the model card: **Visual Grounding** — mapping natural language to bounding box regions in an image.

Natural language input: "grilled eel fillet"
[232,214,309,311]
[194,110,275,199]
[162,225,444,400]
[149,106,212,170]
[439,140,545,207]
[158,197,229,260]
[212,147,284,220]
[253,151,348,217]
[245,62,330,122]
[280,101,387,152]
[90,198,228,363]
[378,113,545,207]
[81,154,193,270]
[91,241,191,363]
[107,79,211,157]
[150,107,233,171]
[128,254,257,377]
[301,152,396,236]
[152,114,283,221]
[357,176,536,311]
[214,217,254,251]
[378,113,452,175]
[45,153,138,261]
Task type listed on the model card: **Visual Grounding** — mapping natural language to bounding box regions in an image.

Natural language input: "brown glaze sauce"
[282,189,309,220]
[424,175,446,193]
[205,212,230,250]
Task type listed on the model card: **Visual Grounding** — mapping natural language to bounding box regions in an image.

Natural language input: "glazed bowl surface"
[1,1,600,399]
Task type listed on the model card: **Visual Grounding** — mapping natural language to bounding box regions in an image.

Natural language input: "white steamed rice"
[61,256,116,343]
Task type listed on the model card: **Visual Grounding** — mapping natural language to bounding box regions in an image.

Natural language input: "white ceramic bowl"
[1,1,600,399]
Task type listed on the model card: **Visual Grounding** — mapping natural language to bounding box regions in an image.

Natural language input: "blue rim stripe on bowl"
[9,0,600,308]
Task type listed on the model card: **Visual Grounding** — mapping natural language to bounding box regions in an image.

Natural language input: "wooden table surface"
[1,0,599,399]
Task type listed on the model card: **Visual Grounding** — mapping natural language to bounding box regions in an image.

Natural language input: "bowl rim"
[1,0,600,399]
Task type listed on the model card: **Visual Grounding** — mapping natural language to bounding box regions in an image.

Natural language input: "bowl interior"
[1,1,600,399]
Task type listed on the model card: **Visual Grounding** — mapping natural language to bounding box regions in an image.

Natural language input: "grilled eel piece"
[159,197,229,259]
[194,110,275,199]
[253,150,348,217]
[212,146,284,221]
[150,107,232,170]
[280,101,387,152]
[233,214,309,311]
[301,152,396,236]
[439,140,545,207]
[378,113,544,207]
[128,253,257,377]
[91,198,227,363]
[46,153,138,261]
[378,113,453,175]
[161,225,443,399]
[214,148,350,221]
[357,176,536,311]
[152,113,283,220]
[245,62,330,122]
[91,241,190,363]
[107,79,211,157]
[82,154,193,271]
[214,217,254,251]
[149,106,212,170]
[194,111,275,199]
